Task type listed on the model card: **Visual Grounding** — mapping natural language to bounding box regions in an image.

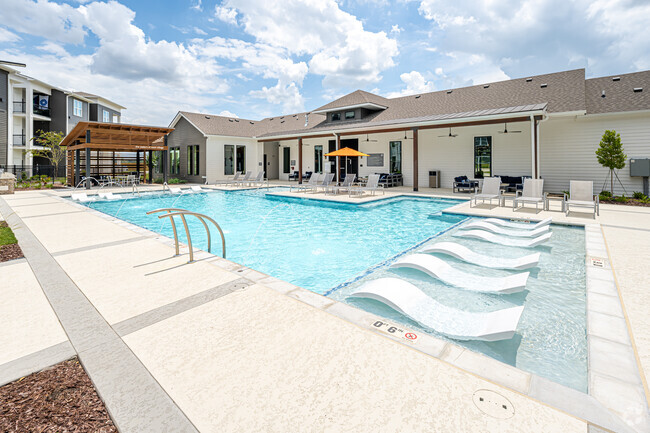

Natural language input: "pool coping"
[55,190,643,433]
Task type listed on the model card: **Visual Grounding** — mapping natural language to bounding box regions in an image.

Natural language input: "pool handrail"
[146,208,226,262]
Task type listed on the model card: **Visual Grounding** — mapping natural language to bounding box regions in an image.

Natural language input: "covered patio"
[61,122,173,188]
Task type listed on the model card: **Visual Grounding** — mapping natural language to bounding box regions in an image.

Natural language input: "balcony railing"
[13,134,26,146]
[12,101,26,113]
[33,106,51,117]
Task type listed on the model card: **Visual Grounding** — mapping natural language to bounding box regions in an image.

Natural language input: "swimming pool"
[82,188,587,392]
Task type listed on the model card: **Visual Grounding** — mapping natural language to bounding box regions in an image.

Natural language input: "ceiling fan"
[363,134,377,142]
[438,128,458,138]
[498,123,522,134]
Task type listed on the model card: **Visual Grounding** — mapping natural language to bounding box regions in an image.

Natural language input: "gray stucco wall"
[50,89,67,135]
[67,96,89,131]
[166,116,206,183]
[0,70,7,165]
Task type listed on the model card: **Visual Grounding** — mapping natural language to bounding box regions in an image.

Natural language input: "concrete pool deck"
[1,186,648,432]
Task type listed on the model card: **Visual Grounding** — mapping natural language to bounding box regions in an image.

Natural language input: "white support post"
[530,115,535,179]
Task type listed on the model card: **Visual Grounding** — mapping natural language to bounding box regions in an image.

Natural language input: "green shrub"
[45,184,54,189]
[599,193,611,202]
[33,183,42,190]
[562,190,570,197]
[599,190,612,198]
[614,195,628,203]
[632,191,647,200]
[168,178,180,184]
[153,178,163,184]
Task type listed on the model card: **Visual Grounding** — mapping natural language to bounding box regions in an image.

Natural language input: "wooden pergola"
[61,122,173,188]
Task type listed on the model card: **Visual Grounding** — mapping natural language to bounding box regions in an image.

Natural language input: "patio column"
[85,148,91,189]
[163,135,168,184]
[412,127,419,192]
[336,133,341,183]
[136,151,140,174]
[74,148,80,187]
[298,137,303,184]
[530,116,539,179]
[148,150,153,183]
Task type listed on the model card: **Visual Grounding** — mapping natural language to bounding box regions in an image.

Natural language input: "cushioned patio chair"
[565,180,599,218]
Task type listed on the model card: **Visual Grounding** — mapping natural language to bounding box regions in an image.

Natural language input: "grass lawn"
[0,222,17,246]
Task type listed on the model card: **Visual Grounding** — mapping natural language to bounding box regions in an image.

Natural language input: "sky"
[1,0,648,125]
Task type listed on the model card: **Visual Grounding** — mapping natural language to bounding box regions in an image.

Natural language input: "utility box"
[429,170,440,188]
[630,158,650,177]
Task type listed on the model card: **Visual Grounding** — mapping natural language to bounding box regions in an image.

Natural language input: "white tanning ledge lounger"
[482,217,551,230]
[421,242,540,270]
[391,254,528,294]
[460,221,550,238]
[454,230,552,247]
[349,278,524,341]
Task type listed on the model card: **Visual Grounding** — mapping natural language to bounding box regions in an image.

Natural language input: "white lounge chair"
[190,185,205,192]
[309,173,334,193]
[98,192,123,200]
[349,278,524,341]
[460,221,549,238]
[470,177,502,207]
[454,230,552,247]
[513,179,546,212]
[291,173,322,192]
[483,217,551,230]
[391,254,528,294]
[327,173,356,195]
[215,171,242,186]
[565,180,599,218]
[71,193,96,202]
[169,187,183,194]
[249,171,268,188]
[349,174,384,197]
[420,242,540,270]
[233,171,253,188]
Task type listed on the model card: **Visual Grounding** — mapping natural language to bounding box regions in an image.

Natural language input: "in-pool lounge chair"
[460,220,549,238]
[291,173,322,192]
[327,173,356,195]
[233,171,253,187]
[190,185,205,192]
[98,192,123,200]
[215,171,241,186]
[513,179,546,212]
[349,174,383,197]
[169,187,183,194]
[565,180,599,218]
[454,230,552,247]
[391,254,529,294]
[349,278,524,341]
[470,177,502,207]
[71,193,96,202]
[483,217,551,230]
[421,242,540,270]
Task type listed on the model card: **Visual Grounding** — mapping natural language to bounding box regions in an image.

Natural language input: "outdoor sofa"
[453,176,479,193]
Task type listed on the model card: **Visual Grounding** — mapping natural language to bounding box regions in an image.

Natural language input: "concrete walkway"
[1,188,645,432]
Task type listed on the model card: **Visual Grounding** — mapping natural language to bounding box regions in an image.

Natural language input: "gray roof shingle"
[585,70,650,114]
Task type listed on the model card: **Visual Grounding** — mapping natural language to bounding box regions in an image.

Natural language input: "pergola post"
[163,135,168,184]
[148,150,153,183]
[336,133,341,183]
[412,127,419,192]
[298,137,303,184]
[136,151,140,175]
[75,148,80,187]
[85,129,91,190]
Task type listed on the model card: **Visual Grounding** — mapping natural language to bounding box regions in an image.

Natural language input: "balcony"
[13,134,26,147]
[12,101,26,113]
[33,106,51,118]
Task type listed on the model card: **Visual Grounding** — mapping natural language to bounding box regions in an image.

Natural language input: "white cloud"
[391,24,402,35]
[0,0,87,44]
[417,0,650,77]
[218,110,238,118]
[386,71,435,98]
[0,27,20,43]
[250,82,304,113]
[215,5,238,25]
[190,0,202,11]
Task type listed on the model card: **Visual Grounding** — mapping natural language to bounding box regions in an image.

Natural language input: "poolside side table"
[545,194,565,212]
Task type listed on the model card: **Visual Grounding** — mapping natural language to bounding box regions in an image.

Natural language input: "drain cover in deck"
[472,389,515,419]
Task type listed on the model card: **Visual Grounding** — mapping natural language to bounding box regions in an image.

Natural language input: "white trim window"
[103,109,110,122]
[73,99,83,117]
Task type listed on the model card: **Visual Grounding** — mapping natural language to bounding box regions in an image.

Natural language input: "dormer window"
[345,111,355,119]
[331,113,341,121]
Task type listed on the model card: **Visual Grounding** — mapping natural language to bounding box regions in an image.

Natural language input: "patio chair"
[326,173,356,195]
[349,174,384,197]
[453,176,479,193]
[215,171,242,186]
[513,179,546,212]
[311,173,335,193]
[565,181,599,218]
[470,177,502,207]
[232,171,253,188]
[288,171,299,181]
[291,173,322,192]
[349,277,524,341]
[249,171,268,188]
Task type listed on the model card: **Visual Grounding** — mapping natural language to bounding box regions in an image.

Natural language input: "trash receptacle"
[429,170,440,188]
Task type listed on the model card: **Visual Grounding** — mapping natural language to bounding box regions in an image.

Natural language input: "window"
[103,110,110,122]
[113,114,120,123]
[73,99,83,117]
[389,141,402,173]
[314,145,323,173]
[283,147,290,173]
[331,112,341,121]
[224,145,234,175]
[236,145,246,173]
[170,147,180,174]
[187,145,200,175]
[345,111,355,119]
[474,136,492,178]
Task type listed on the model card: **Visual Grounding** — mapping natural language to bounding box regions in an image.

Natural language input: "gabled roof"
[71,91,126,111]
[312,90,389,113]
[585,70,650,114]
[173,111,260,137]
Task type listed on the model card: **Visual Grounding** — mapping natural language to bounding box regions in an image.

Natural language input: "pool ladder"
[146,208,226,263]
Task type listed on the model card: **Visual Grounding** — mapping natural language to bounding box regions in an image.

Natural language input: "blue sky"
[1,0,648,125]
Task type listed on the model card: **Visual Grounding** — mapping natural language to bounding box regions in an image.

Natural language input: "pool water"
[83,188,587,392]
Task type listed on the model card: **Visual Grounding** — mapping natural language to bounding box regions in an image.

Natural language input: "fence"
[0,164,65,180]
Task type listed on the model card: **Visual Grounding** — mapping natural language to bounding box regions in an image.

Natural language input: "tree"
[595,130,626,194]
[30,130,66,180]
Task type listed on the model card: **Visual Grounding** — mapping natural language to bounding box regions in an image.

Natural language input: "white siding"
[540,112,650,194]
[205,136,260,183]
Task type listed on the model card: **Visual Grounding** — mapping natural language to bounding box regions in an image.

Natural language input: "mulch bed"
[0,358,117,433]
[0,243,23,262]
[600,199,650,207]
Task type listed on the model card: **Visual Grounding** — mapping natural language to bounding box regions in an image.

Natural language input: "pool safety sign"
[370,319,418,342]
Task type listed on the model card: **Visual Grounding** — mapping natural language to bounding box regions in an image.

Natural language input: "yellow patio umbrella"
[324,147,369,181]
